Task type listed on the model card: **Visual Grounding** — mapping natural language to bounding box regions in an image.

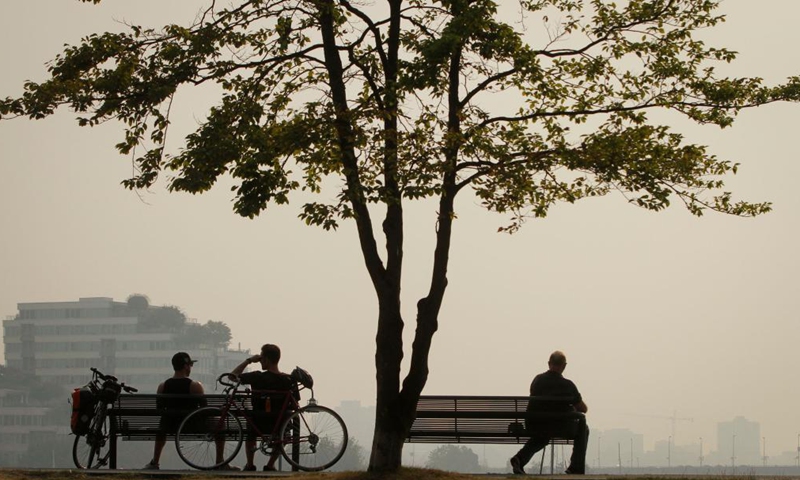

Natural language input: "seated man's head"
[260,344,281,368]
[548,350,567,373]
[172,352,197,373]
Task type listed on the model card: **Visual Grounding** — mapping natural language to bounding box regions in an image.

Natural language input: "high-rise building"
[3,296,247,391]
[717,416,761,466]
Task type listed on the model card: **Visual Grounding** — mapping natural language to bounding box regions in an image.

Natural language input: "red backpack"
[70,387,96,435]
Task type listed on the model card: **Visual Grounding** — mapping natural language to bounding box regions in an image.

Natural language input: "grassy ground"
[0,468,789,480]
[0,468,498,480]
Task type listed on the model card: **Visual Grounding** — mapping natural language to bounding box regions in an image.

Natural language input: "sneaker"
[564,467,584,475]
[510,456,525,475]
[263,465,277,471]
[142,462,159,470]
[242,464,256,471]
[214,464,241,471]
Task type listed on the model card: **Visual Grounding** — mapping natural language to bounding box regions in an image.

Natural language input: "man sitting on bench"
[143,352,206,470]
[510,350,589,475]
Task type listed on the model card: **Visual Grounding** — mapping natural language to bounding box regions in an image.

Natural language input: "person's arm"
[230,354,261,377]
[155,381,166,410]
[190,381,204,395]
[190,380,206,408]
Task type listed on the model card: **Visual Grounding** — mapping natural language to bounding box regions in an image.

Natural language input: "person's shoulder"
[239,370,261,380]
[531,371,549,382]
[189,379,205,395]
[562,376,581,392]
[269,370,293,381]
[271,371,294,388]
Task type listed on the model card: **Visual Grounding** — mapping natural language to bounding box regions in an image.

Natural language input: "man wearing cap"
[143,352,205,470]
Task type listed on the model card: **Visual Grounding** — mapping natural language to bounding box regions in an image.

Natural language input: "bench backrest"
[408,395,585,445]
[107,393,284,437]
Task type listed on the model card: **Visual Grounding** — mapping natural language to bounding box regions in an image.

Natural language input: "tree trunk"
[368,292,408,471]
[369,399,407,471]
[368,277,450,471]
[317,0,456,471]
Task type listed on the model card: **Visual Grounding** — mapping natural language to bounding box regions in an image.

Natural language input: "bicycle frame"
[72,367,137,469]
[176,371,347,471]
[213,378,306,451]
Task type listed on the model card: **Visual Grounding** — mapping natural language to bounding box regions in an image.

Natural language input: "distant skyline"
[1,0,799,457]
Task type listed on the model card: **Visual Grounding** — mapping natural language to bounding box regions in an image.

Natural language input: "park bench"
[105,393,274,469]
[406,395,586,474]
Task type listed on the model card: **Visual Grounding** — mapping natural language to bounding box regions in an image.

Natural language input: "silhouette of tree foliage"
[179,320,232,348]
[138,305,187,332]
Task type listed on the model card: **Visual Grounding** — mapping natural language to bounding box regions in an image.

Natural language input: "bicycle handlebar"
[216,371,313,399]
[90,367,116,382]
[89,367,137,393]
[217,372,240,388]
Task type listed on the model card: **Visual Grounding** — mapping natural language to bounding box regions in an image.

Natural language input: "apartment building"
[3,296,247,391]
[1,295,251,466]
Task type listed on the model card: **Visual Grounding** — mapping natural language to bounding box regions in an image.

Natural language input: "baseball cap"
[172,352,198,370]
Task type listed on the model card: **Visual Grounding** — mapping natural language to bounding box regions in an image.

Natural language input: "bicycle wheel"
[279,404,348,471]
[176,406,243,470]
[72,412,111,468]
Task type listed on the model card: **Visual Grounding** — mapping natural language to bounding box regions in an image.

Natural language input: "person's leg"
[153,436,166,463]
[145,434,166,468]
[264,449,280,471]
[567,422,590,474]
[244,438,256,469]
[512,434,550,472]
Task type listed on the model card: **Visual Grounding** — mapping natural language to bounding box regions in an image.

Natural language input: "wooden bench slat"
[406,395,585,446]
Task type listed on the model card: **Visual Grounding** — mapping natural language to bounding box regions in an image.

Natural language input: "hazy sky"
[1,1,798,455]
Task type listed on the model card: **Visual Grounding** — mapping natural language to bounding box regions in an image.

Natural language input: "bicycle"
[175,367,347,471]
[71,367,138,469]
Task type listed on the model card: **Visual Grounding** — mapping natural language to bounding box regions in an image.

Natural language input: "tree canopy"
[3,0,798,471]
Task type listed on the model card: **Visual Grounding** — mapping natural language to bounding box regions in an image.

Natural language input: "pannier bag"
[70,387,96,435]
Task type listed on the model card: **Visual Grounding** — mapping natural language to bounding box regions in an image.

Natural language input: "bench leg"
[110,434,117,469]
[539,445,546,474]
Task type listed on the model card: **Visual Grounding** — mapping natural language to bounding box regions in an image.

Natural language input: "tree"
[204,320,232,348]
[126,293,150,313]
[426,445,481,473]
[179,320,233,348]
[2,0,798,471]
[138,305,187,332]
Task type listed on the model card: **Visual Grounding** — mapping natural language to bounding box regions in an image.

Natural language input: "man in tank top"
[143,352,205,470]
